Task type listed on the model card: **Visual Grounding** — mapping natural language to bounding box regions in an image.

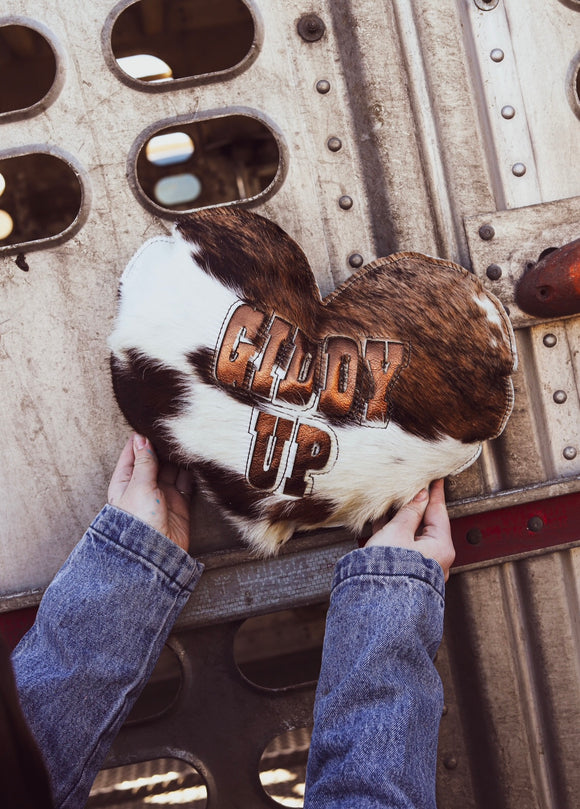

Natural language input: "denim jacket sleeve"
[11,504,203,809]
[304,545,445,809]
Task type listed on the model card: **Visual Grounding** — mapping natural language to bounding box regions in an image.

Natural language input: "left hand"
[366,479,455,580]
[108,434,193,551]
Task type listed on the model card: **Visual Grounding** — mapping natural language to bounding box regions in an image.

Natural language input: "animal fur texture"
[109,207,517,555]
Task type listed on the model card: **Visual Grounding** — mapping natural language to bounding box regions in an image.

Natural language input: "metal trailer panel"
[0,0,579,806]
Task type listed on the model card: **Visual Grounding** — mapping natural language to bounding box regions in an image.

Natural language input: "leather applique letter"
[215,304,268,390]
[363,340,407,424]
[251,316,294,400]
[283,422,333,497]
[247,411,294,491]
[319,336,359,418]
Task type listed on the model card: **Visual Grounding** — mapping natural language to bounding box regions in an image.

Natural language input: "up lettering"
[247,411,333,494]
[283,422,333,497]
[247,412,293,490]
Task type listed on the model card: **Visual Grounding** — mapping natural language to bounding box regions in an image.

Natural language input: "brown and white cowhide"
[109,207,516,554]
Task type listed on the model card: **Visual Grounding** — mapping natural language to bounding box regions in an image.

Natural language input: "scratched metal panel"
[1,1,580,808]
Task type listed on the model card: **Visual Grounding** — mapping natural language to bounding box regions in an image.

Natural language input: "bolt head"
[563,446,578,460]
[553,390,567,404]
[486,264,502,280]
[501,105,516,119]
[479,223,495,241]
[512,162,527,177]
[327,137,342,152]
[466,527,483,546]
[339,195,353,210]
[490,48,504,62]
[348,253,364,268]
[527,516,544,533]
[543,333,557,347]
[297,14,326,42]
[444,755,458,770]
[316,79,331,94]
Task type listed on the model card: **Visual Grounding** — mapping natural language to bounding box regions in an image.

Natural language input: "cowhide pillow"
[109,207,516,554]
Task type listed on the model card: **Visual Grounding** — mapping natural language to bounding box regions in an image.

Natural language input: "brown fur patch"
[110,350,190,457]
[193,459,267,519]
[265,494,335,526]
[320,254,515,442]
[177,207,321,335]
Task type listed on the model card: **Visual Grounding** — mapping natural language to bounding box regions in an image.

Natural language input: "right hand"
[366,479,455,580]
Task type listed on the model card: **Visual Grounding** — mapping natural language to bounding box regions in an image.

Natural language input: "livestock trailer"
[1,1,580,806]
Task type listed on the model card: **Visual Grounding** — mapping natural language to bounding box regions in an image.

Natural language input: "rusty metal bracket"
[464,195,580,328]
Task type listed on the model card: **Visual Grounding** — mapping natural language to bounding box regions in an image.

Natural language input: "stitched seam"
[334,571,444,600]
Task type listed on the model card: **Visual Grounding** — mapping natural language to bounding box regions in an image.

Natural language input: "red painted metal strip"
[451,490,580,568]
[0,606,37,652]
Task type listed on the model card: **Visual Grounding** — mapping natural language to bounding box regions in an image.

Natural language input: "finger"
[129,434,159,489]
[389,488,429,535]
[422,479,450,535]
[107,436,136,502]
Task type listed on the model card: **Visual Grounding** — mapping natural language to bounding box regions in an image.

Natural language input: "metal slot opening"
[234,604,326,689]
[124,645,182,723]
[89,757,207,807]
[260,727,311,808]
[110,0,256,86]
[134,115,281,213]
[0,152,83,249]
[0,23,57,116]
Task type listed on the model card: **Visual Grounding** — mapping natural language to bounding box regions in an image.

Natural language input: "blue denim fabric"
[304,546,445,809]
[11,505,202,809]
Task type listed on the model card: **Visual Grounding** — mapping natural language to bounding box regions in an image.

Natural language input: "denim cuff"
[333,545,445,600]
[89,504,203,592]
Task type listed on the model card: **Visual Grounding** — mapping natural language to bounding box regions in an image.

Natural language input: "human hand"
[108,434,193,552]
[365,479,455,580]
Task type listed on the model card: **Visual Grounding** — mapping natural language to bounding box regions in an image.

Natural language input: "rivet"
[348,253,364,268]
[501,105,516,119]
[478,223,495,241]
[512,162,526,177]
[339,195,353,210]
[466,527,482,546]
[444,755,458,770]
[527,516,544,533]
[543,333,557,347]
[327,136,342,152]
[297,14,326,42]
[486,264,502,280]
[490,48,504,62]
[475,0,499,9]
[553,390,567,404]
[316,79,331,94]
[563,446,577,460]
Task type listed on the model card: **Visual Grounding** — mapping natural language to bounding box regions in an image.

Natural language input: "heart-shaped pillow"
[109,207,516,554]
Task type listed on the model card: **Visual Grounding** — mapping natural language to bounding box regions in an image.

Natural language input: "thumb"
[129,434,159,489]
[391,488,429,534]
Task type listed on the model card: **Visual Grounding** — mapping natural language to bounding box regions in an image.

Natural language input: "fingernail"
[413,488,429,502]
[133,434,147,451]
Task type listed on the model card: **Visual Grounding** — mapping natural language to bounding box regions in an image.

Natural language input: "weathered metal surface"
[0,0,579,807]
[515,237,580,319]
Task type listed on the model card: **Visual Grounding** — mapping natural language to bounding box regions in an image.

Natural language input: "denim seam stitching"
[89,527,199,591]
[333,572,444,600]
